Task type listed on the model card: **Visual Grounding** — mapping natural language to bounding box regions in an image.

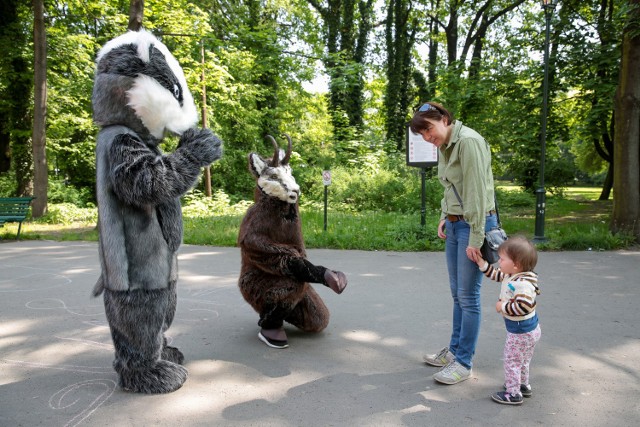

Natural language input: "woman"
[410,101,497,385]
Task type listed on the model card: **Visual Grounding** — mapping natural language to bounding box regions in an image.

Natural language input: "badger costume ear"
[248,153,267,178]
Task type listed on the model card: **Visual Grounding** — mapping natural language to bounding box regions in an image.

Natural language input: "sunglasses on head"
[418,103,438,112]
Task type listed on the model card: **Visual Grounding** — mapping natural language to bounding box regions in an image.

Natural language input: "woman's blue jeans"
[444,213,498,369]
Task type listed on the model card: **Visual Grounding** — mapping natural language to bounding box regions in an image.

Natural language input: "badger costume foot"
[115,359,187,394]
[105,288,187,394]
[162,341,185,364]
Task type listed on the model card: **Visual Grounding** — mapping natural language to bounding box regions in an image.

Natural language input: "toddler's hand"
[495,300,503,313]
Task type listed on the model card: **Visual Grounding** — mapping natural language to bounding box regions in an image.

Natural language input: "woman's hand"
[437,219,446,239]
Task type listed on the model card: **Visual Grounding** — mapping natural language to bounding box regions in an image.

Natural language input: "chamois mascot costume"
[92,30,222,393]
[238,135,348,349]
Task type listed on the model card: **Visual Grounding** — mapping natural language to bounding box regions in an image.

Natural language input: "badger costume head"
[92,29,198,141]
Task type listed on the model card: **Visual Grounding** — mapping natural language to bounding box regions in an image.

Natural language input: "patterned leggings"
[504,324,541,396]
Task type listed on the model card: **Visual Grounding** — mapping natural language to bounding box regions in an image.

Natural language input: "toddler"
[477,236,541,405]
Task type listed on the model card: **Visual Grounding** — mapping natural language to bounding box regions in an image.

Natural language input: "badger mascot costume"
[91,30,222,393]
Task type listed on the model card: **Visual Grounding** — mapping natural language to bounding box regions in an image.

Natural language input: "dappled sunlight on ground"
[1,241,639,426]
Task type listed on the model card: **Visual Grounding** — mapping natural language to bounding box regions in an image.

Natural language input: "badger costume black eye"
[173,84,180,99]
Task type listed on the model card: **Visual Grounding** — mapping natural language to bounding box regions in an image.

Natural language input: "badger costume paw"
[116,360,188,394]
[178,128,223,166]
[161,345,185,365]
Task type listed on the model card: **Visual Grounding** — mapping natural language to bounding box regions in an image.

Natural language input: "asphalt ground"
[1,240,639,426]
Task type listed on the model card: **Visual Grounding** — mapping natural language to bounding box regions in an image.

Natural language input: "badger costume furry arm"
[109,129,220,205]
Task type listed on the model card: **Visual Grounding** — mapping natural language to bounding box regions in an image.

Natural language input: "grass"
[1,186,635,251]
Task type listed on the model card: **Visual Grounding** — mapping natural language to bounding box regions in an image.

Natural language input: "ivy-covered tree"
[307,0,375,160]
[0,0,33,195]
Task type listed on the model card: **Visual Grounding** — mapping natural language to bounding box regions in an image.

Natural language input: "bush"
[39,203,98,225]
[47,178,95,207]
[303,164,442,214]
[182,189,251,217]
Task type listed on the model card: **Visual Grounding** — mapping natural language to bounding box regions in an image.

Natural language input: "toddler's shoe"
[504,383,532,397]
[491,391,524,405]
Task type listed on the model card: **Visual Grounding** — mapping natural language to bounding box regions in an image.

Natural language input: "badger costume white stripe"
[92,30,222,394]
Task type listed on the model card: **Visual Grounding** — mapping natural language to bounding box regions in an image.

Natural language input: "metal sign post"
[322,170,331,231]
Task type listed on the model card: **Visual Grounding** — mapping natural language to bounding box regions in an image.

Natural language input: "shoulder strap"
[450,183,501,227]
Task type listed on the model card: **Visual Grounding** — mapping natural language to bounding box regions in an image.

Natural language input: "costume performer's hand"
[324,270,348,294]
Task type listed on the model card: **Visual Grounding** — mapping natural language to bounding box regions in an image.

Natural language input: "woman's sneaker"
[423,347,455,367]
[433,360,472,384]
[491,391,523,405]
[504,383,532,397]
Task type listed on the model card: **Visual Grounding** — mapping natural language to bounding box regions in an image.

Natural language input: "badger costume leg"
[161,279,184,364]
[104,286,187,394]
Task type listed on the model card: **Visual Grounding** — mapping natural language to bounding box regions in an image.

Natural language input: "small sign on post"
[406,127,438,168]
[406,125,439,226]
[322,170,332,186]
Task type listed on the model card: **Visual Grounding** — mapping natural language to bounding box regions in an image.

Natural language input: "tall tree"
[4,1,33,196]
[128,0,144,31]
[308,0,375,154]
[32,0,47,217]
[612,0,640,241]
[384,0,417,150]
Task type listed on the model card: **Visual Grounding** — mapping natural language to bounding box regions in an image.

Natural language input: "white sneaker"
[423,347,455,367]
[433,360,472,384]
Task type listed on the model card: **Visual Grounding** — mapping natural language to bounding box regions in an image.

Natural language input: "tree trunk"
[128,0,144,31]
[599,161,613,200]
[611,0,640,241]
[31,0,47,217]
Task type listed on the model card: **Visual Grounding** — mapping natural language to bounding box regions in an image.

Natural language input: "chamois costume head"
[248,134,300,204]
[92,29,198,142]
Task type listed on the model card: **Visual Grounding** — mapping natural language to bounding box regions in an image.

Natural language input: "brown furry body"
[238,189,329,332]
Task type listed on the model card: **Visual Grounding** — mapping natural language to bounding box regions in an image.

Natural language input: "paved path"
[1,240,639,426]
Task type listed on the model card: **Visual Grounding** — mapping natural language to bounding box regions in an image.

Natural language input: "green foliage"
[302,153,441,214]
[0,171,17,196]
[38,203,98,225]
[47,178,95,206]
[0,0,632,238]
[182,189,252,217]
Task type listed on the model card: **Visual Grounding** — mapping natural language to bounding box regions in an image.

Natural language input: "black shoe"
[504,383,532,397]
[258,331,289,349]
[491,391,523,405]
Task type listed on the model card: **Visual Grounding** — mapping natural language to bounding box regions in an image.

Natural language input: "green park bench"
[0,197,35,240]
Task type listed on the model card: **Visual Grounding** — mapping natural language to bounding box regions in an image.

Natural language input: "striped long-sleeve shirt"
[480,262,540,333]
